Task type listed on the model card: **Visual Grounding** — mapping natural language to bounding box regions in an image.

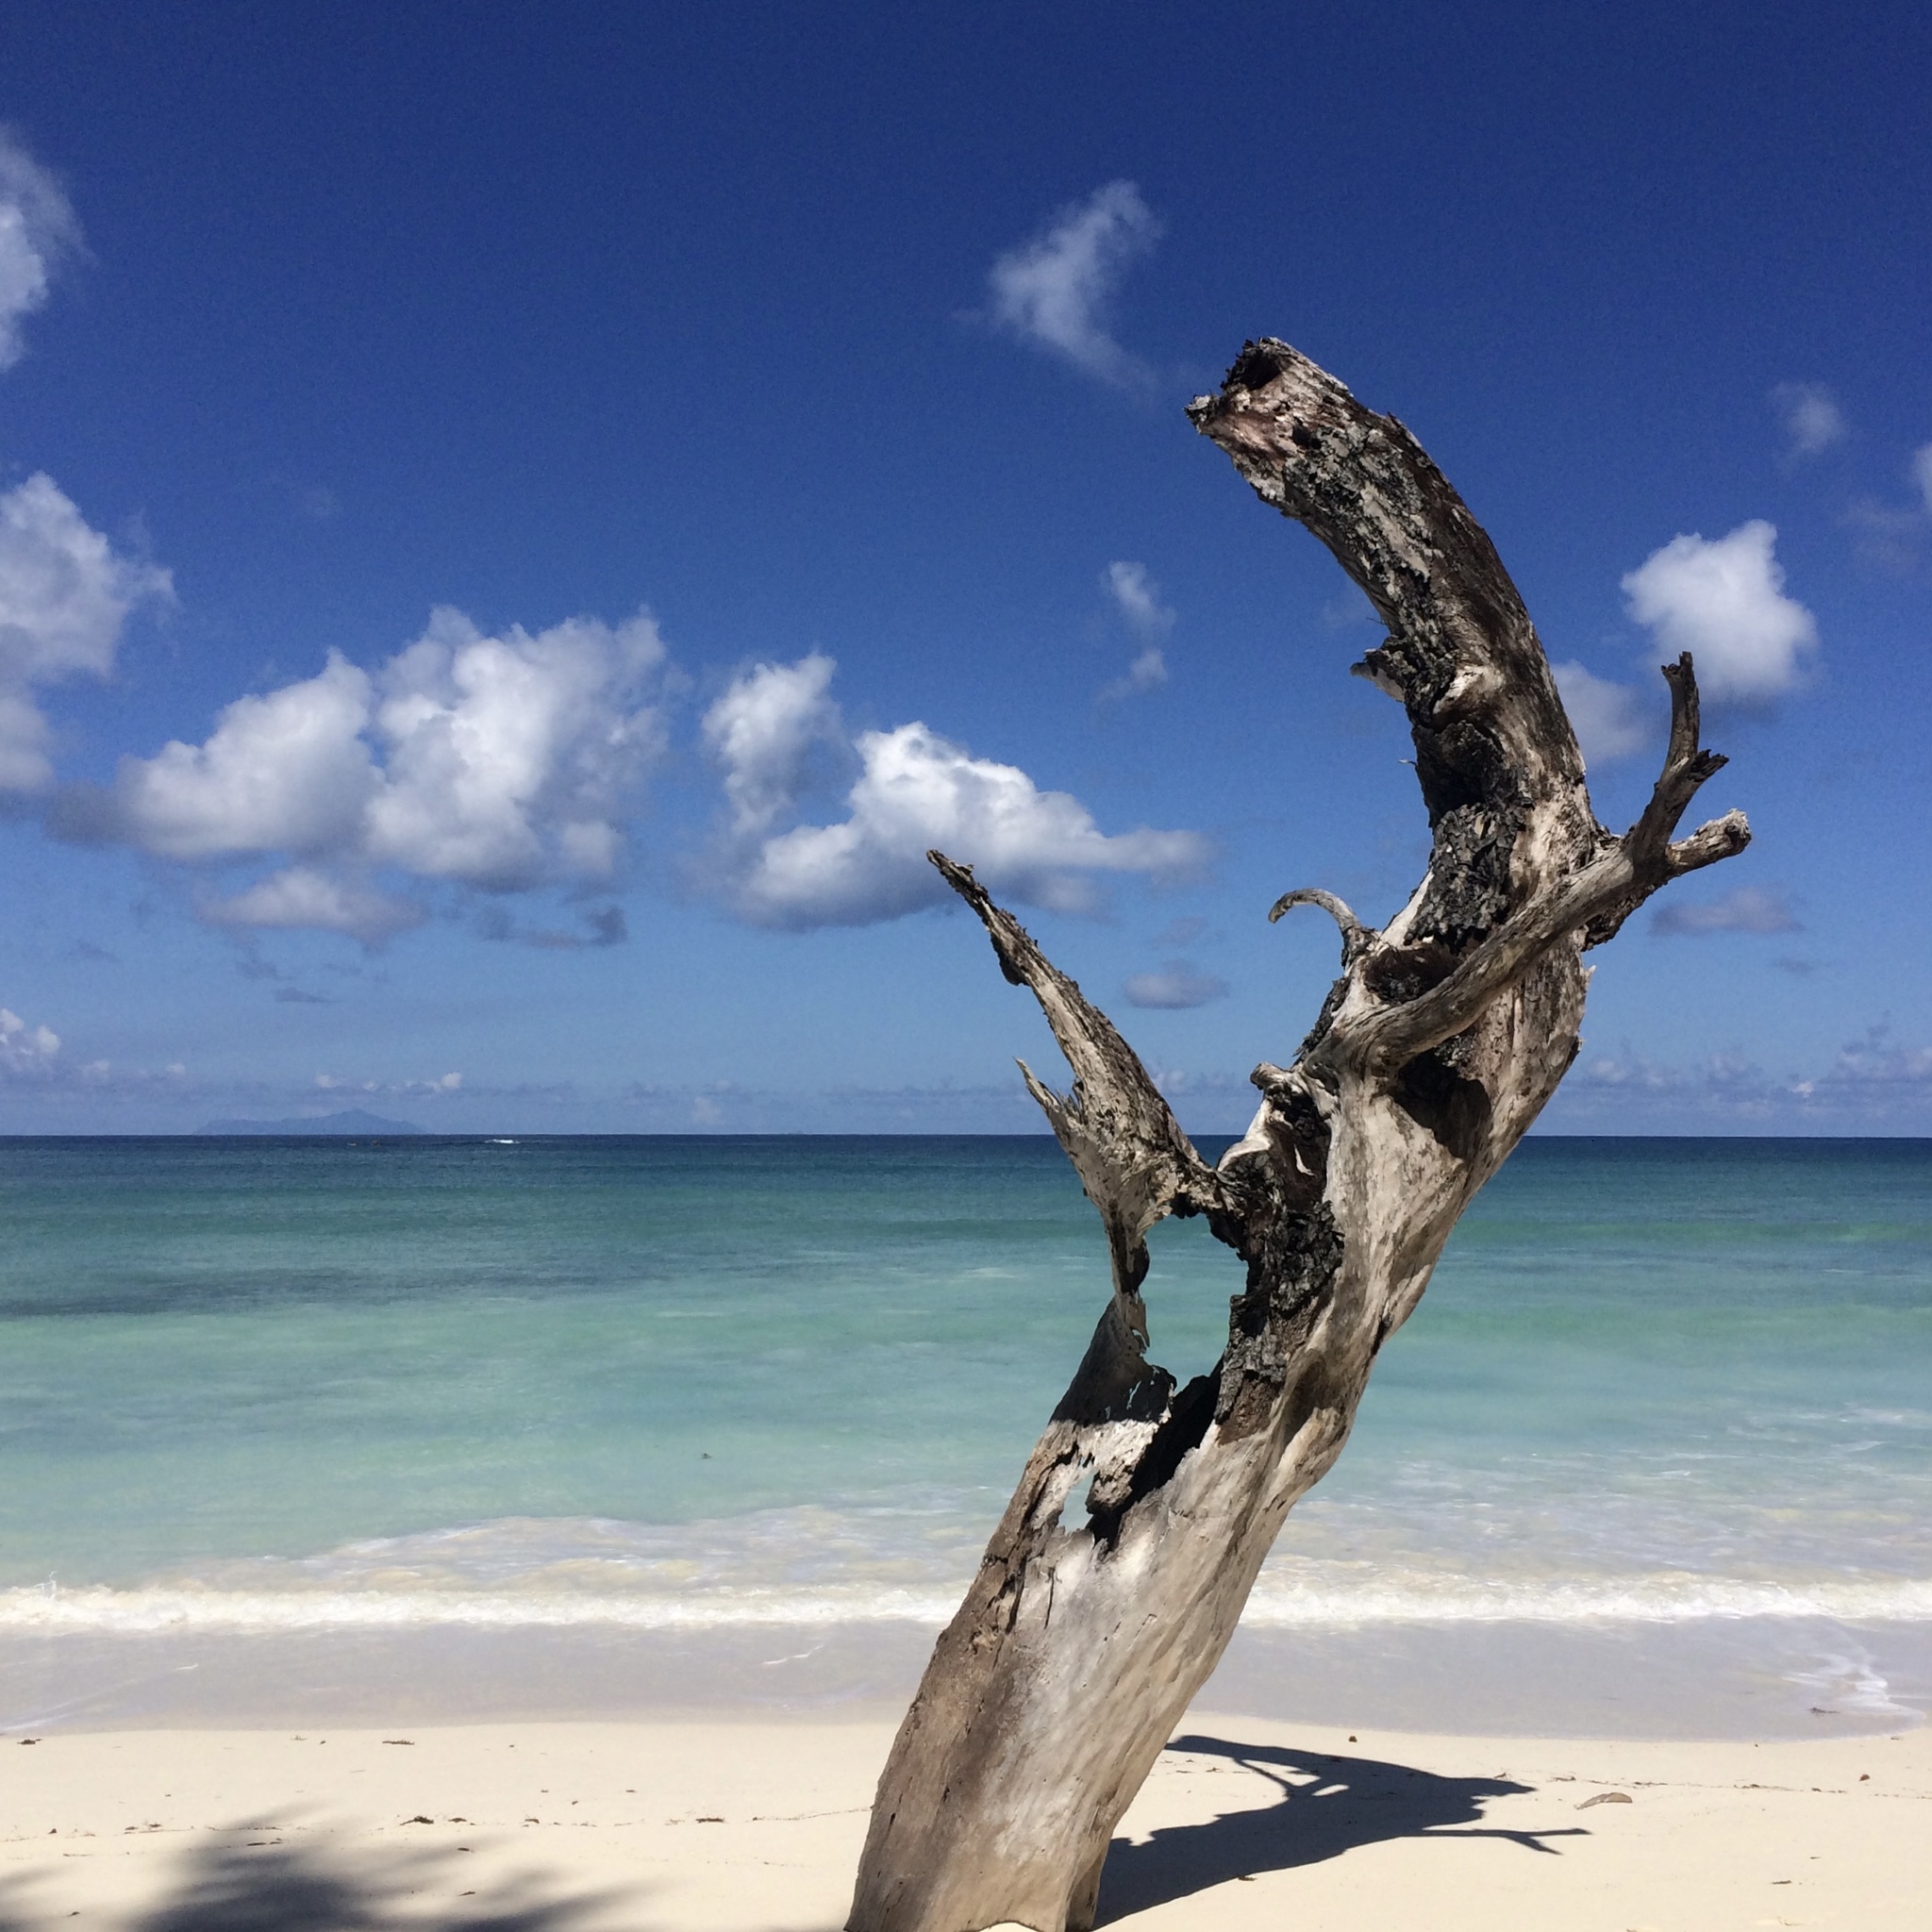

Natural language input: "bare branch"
[1187,340,1586,824]
[1268,887,1374,964]
[1627,653,1729,862]
[1580,652,1749,948]
[1331,651,1749,1067]
[928,852,1218,1294]
[1667,810,1752,875]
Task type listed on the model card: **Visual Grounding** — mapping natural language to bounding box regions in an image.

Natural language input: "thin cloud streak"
[1652,885,1801,937]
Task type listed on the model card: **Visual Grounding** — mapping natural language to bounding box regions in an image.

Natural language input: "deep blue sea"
[3,1135,1928,1734]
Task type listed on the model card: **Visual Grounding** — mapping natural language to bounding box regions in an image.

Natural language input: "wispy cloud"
[315,1069,462,1096]
[476,904,627,950]
[704,655,1209,929]
[1552,660,1654,767]
[1622,520,1817,702]
[1124,962,1226,1009]
[1652,884,1801,936]
[1556,1023,1932,1129]
[1844,443,1932,569]
[0,129,82,370]
[1099,560,1173,700]
[987,181,1161,388]
[1104,560,1173,638]
[199,866,427,945]
[55,607,670,940]
[1770,381,1847,460]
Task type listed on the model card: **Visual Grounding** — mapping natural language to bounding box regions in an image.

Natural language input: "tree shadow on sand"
[0,1830,643,1932]
[1096,1733,1587,1923]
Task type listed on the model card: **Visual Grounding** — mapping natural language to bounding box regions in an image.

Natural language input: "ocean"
[3,1135,1928,1739]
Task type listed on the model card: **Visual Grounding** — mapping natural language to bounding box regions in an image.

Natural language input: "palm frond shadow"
[0,1830,641,1932]
[1097,1733,1587,1923]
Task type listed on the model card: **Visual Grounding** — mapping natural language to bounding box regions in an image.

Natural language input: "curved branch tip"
[1269,888,1375,963]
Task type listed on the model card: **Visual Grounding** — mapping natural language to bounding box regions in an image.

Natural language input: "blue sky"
[1,0,1928,1134]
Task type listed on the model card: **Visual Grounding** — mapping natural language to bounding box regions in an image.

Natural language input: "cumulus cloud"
[116,653,378,858]
[701,652,841,835]
[1552,660,1653,768]
[1770,382,1847,460]
[74,606,667,938]
[0,473,174,791]
[0,1002,59,1075]
[710,658,1208,929]
[1652,884,1801,937]
[1124,963,1226,1009]
[1622,520,1817,702]
[987,181,1161,387]
[0,130,82,371]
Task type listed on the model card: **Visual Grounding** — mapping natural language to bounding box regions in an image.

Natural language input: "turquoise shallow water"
[2,1135,1929,1727]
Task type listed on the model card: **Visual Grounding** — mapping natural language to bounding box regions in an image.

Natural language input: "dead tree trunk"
[847,340,1749,1932]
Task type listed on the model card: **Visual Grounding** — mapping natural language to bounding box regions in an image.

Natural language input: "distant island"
[195,1108,425,1136]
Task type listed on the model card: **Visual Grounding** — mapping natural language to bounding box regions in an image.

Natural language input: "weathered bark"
[847,340,1748,1932]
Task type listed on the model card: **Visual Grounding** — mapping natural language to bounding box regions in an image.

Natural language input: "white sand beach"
[3,1712,1926,1930]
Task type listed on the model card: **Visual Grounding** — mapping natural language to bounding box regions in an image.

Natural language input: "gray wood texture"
[846,341,1748,1932]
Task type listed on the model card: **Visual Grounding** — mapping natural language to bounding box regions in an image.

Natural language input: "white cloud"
[0,1003,59,1075]
[1104,560,1174,637]
[363,608,665,888]
[1621,520,1817,702]
[1652,885,1801,937]
[1913,443,1932,516]
[988,181,1161,387]
[1099,562,1173,700]
[1770,382,1847,459]
[95,606,668,937]
[1124,964,1226,1009]
[116,653,378,858]
[0,472,173,791]
[1552,660,1653,767]
[702,652,841,834]
[0,131,81,371]
[717,661,1209,928]
[1102,645,1168,701]
[200,867,426,944]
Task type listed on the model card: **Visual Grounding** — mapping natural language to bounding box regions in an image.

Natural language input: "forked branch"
[1348,650,1746,1069]
[927,851,1218,1295]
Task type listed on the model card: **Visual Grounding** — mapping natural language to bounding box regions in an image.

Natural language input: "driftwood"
[846,340,1748,1932]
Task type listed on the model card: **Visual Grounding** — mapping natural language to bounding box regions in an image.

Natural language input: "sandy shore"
[3,1713,1926,1930]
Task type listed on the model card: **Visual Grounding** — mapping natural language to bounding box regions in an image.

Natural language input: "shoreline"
[4,1712,1927,1929]
[8,1616,1927,1745]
